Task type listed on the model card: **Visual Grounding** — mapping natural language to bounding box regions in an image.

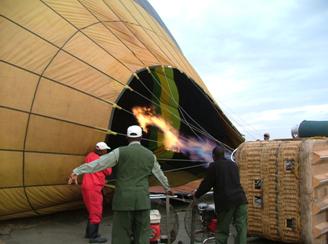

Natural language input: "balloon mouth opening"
[107,66,241,172]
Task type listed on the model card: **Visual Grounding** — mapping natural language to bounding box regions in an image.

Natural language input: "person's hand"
[68,173,78,185]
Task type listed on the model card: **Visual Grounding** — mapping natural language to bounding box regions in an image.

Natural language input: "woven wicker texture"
[236,139,328,243]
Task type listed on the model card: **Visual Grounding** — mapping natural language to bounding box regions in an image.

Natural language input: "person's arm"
[68,148,119,184]
[194,163,215,199]
[103,167,112,176]
[151,156,170,191]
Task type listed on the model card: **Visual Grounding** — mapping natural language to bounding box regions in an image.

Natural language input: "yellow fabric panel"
[181,59,200,80]
[104,21,145,49]
[145,28,194,77]
[0,62,39,112]
[103,21,158,66]
[0,209,38,221]
[145,29,181,67]
[0,151,23,187]
[133,1,177,48]
[82,23,143,71]
[25,115,106,154]
[43,0,98,29]
[24,153,84,186]
[0,108,28,150]
[78,0,120,22]
[26,185,81,209]
[0,188,31,217]
[0,0,76,47]
[0,0,224,221]
[43,52,123,103]
[0,17,58,74]
[124,4,204,90]
[127,24,171,65]
[36,200,83,215]
[145,45,170,66]
[118,4,178,65]
[32,78,113,129]
[172,45,194,74]
[0,200,84,220]
[128,3,197,78]
[133,2,177,50]
[105,0,137,25]
[122,0,151,29]
[135,6,202,85]
[119,1,179,68]
[147,31,178,66]
[63,32,131,84]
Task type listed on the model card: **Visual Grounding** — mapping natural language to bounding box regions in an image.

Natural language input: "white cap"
[96,142,110,150]
[127,125,142,138]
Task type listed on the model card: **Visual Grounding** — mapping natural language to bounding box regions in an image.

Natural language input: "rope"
[156,67,229,146]
[150,67,234,151]
[163,163,209,173]
[155,67,203,141]
[4,8,233,152]
[132,69,223,145]
[4,3,236,155]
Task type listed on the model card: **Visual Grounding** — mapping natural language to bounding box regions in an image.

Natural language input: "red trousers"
[82,187,103,224]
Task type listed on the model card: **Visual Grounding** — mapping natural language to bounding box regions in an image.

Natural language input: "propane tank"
[291,120,328,138]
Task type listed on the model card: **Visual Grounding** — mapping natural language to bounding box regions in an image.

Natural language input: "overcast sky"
[148,0,328,140]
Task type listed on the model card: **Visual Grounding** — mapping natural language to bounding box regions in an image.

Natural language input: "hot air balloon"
[0,0,243,220]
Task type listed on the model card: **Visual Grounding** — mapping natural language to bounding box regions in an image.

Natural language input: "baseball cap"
[127,125,142,138]
[96,142,111,150]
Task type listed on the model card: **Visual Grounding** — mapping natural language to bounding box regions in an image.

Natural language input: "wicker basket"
[236,138,328,243]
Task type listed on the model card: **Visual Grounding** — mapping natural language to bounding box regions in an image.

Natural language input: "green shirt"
[73,141,170,191]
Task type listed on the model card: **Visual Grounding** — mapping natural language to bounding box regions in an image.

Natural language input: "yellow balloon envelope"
[0,0,243,220]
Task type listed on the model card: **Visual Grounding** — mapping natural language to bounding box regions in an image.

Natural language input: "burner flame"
[132,106,216,162]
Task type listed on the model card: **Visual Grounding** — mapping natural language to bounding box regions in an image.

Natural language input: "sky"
[148,0,328,140]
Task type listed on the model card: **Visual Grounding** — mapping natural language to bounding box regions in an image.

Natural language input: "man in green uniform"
[69,125,170,244]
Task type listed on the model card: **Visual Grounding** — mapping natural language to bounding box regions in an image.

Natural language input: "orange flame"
[132,107,182,151]
[132,106,217,162]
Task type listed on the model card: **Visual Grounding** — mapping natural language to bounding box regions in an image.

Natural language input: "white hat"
[96,142,111,150]
[127,125,142,138]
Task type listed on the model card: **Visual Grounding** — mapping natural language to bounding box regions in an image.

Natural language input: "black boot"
[85,221,100,239]
[85,221,91,238]
[88,223,107,243]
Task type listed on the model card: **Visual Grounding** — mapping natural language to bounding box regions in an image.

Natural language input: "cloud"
[245,104,328,123]
[149,0,328,140]
[234,104,328,139]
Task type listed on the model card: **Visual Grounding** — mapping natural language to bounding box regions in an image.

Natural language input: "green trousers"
[112,209,150,244]
[215,204,247,244]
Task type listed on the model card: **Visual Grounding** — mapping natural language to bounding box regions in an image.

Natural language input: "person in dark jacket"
[193,145,248,244]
